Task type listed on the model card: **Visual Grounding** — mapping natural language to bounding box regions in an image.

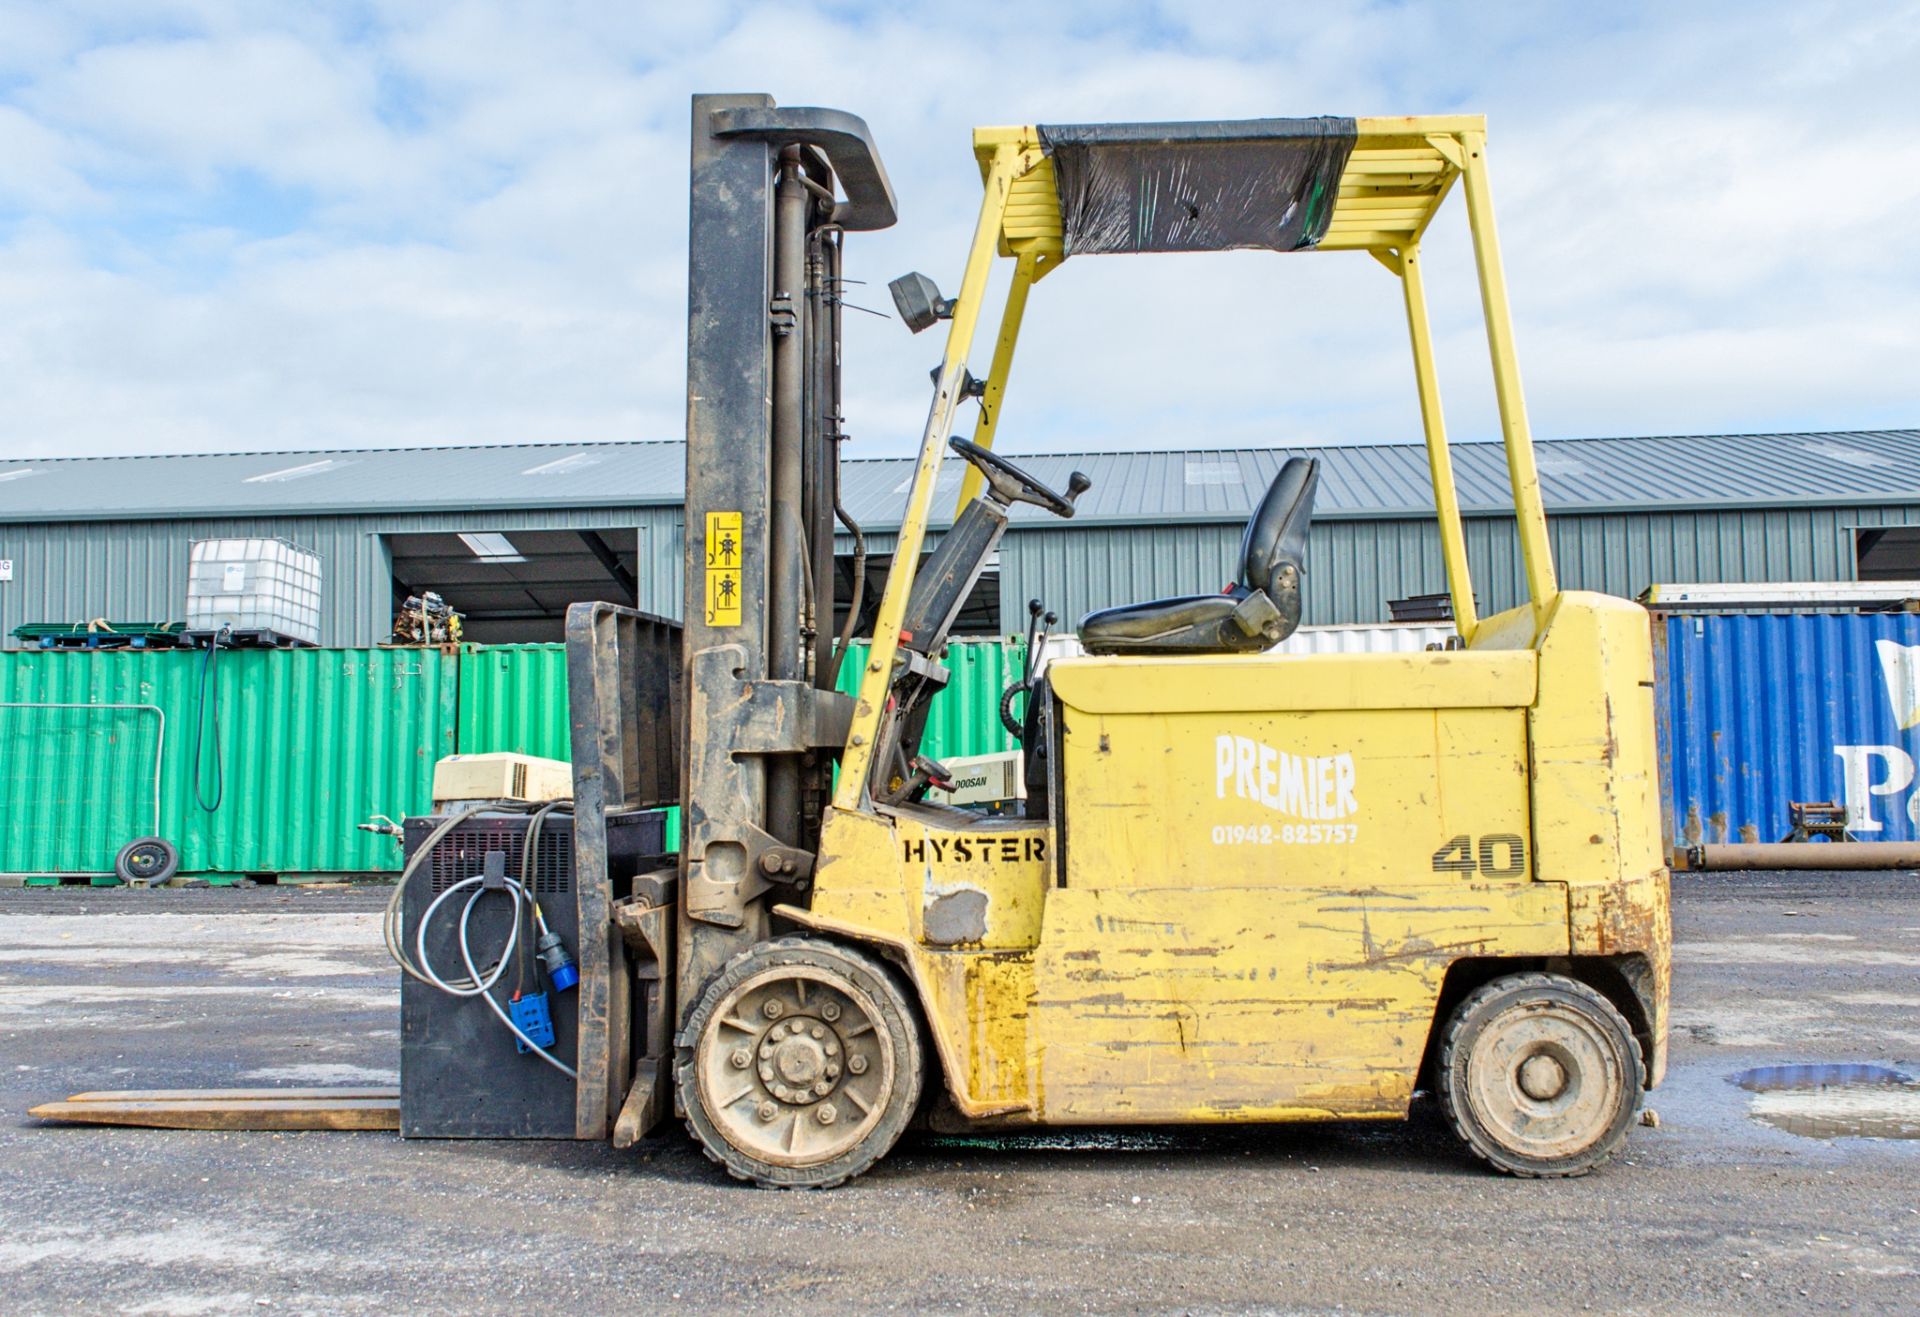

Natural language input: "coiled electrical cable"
[382,800,580,1078]
[415,869,576,1079]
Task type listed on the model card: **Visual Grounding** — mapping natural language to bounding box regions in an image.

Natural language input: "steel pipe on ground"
[1680,842,1920,871]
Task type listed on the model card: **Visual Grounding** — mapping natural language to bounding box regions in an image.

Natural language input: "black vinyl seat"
[1078,456,1319,655]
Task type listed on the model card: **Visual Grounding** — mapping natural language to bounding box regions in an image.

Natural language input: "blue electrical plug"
[536,929,578,992]
[509,992,555,1053]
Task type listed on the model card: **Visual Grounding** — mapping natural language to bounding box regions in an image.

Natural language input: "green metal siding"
[0,649,455,876]
[0,507,684,650]
[999,504,1920,628]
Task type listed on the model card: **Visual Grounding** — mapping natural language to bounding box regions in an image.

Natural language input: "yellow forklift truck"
[653,100,1668,1187]
[32,99,1667,1184]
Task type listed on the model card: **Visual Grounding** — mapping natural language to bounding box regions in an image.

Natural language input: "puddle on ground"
[1729,1063,1920,1140]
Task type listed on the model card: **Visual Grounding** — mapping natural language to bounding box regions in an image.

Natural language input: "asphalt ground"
[2,872,1917,1315]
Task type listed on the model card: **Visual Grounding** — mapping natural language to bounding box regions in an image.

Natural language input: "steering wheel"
[949,438,1089,518]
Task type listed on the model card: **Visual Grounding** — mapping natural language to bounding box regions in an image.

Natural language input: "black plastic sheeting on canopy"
[1036,118,1357,258]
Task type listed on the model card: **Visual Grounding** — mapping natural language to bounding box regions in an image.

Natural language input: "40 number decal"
[1431,833,1527,878]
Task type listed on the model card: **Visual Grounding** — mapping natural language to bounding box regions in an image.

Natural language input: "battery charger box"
[399,808,665,1138]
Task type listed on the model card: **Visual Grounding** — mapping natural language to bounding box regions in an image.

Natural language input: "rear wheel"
[1439,971,1642,1177]
[677,937,923,1189]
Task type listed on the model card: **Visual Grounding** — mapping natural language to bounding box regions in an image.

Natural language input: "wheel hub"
[757,1017,843,1104]
[1517,1052,1568,1101]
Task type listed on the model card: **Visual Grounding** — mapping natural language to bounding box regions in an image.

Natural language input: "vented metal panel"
[419,817,573,896]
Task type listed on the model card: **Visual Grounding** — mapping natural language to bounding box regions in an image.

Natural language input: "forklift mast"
[678,96,897,1014]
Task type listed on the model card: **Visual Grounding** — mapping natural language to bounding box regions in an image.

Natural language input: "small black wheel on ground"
[1438,971,1643,1178]
[675,936,923,1189]
[114,836,180,886]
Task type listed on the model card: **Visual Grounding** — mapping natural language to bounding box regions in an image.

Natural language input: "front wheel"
[677,937,923,1189]
[1438,972,1643,1177]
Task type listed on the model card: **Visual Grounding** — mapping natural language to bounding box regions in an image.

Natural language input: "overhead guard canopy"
[1037,118,1356,257]
[975,115,1486,274]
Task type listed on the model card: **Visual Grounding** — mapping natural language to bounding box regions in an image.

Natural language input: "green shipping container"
[0,648,455,877]
[457,643,572,760]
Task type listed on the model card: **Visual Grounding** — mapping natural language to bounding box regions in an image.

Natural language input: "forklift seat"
[1078,457,1319,655]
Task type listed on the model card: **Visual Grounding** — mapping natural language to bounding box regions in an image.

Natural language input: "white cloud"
[0,0,1914,462]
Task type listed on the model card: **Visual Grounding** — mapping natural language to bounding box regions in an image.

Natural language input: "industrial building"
[2,427,1916,646]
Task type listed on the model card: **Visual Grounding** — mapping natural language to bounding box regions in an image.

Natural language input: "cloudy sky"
[1,1,1914,463]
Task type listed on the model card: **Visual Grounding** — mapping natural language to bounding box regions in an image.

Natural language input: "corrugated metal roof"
[0,441,685,524]
[3,429,1916,527]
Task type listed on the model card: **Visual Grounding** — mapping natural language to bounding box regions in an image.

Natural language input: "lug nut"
[759,1065,774,1082]
[825,1041,839,1056]
[810,1025,824,1039]
[827,1063,841,1079]
[848,1055,868,1075]
[817,1104,838,1125]
[814,1080,831,1096]
[756,1101,777,1122]
[821,1003,841,1022]
[730,1049,751,1069]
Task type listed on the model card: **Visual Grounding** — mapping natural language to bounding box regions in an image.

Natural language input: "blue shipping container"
[1656,612,1920,846]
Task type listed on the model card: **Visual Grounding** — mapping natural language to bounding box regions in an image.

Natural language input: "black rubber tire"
[1438,971,1643,1178]
[114,836,180,886]
[676,937,923,1189]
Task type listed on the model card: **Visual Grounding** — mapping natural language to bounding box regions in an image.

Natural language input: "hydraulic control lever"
[1001,599,1057,740]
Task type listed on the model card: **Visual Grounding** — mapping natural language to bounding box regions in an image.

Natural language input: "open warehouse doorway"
[1856,527,1920,581]
[386,528,642,643]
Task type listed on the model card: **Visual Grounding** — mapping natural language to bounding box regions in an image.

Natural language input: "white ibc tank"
[186,538,323,643]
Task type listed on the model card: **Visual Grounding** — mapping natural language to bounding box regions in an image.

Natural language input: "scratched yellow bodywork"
[794,113,1670,1126]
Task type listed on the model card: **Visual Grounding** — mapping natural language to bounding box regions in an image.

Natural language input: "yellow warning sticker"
[706,566,742,627]
[705,511,742,570]
[705,511,743,626]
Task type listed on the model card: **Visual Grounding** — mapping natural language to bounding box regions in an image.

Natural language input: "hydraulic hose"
[191,626,231,811]
[828,443,867,690]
